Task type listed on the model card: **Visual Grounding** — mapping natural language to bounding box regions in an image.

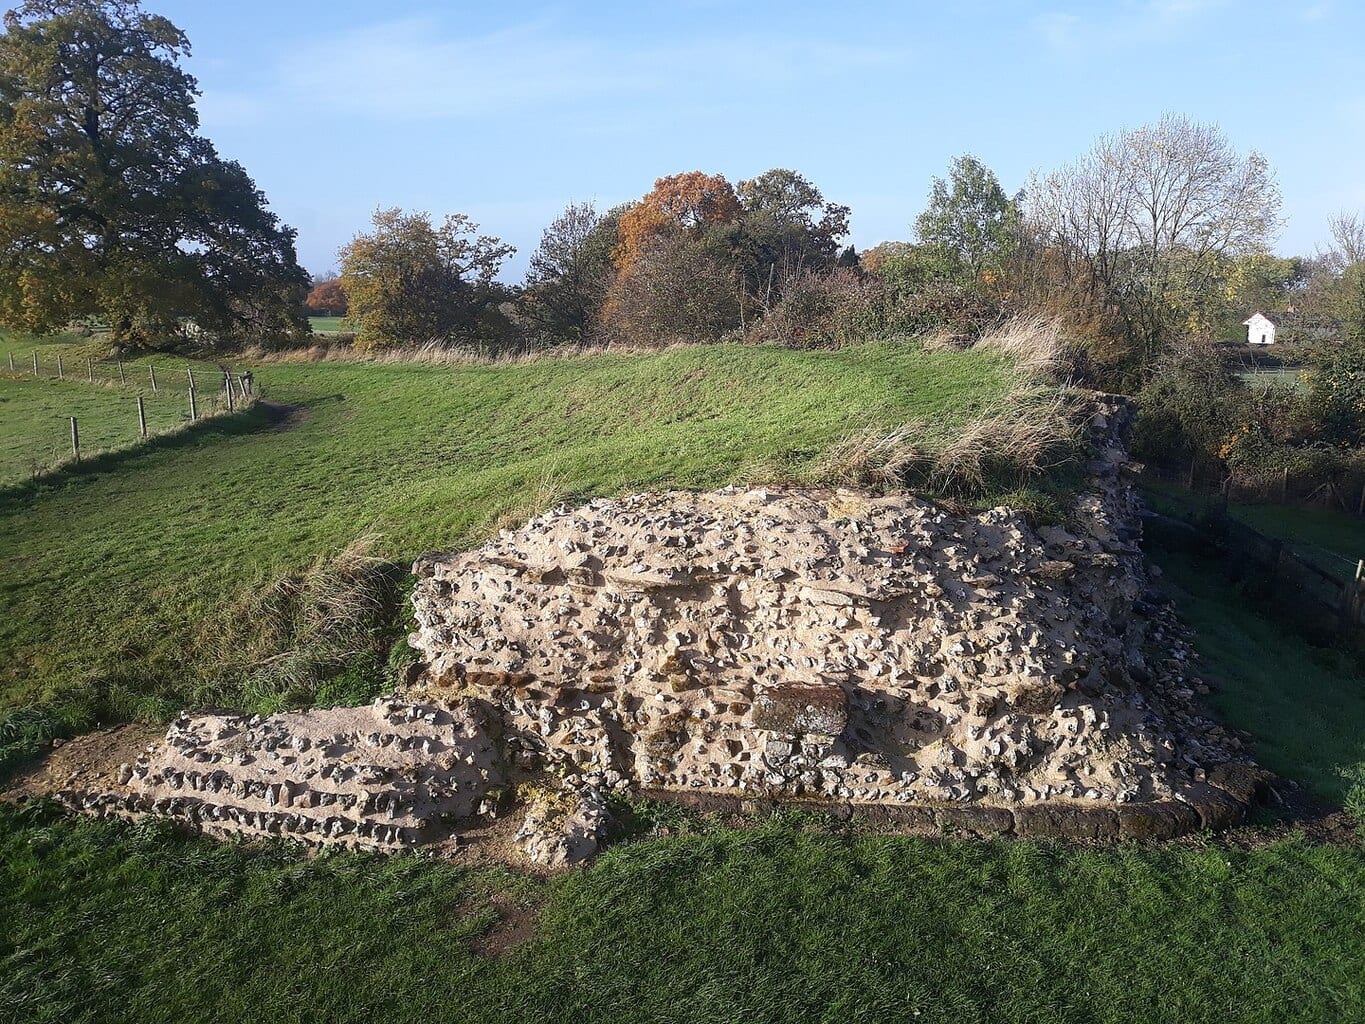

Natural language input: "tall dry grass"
[244,338,698,368]
[817,313,1085,499]
[203,532,401,710]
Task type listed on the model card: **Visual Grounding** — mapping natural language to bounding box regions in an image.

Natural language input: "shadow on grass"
[0,400,296,506]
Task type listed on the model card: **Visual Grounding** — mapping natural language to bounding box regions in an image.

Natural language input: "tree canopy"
[914,155,1020,283]
[339,207,513,350]
[0,0,307,346]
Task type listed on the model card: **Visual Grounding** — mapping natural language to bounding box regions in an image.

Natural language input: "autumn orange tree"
[614,171,741,273]
[304,279,347,317]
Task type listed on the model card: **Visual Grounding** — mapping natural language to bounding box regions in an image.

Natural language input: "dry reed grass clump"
[204,533,399,710]
[972,313,1069,379]
[245,338,696,367]
[818,314,1085,499]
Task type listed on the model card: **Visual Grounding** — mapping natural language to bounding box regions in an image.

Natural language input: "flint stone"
[750,682,848,737]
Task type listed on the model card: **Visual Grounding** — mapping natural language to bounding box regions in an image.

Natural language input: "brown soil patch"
[2,723,160,802]
[470,892,540,957]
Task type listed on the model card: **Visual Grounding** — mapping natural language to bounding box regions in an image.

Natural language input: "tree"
[614,171,740,272]
[1029,114,1281,370]
[1322,212,1365,344]
[598,232,739,346]
[339,208,513,350]
[0,0,307,346]
[522,201,622,343]
[304,279,347,317]
[914,155,1020,283]
[734,168,849,306]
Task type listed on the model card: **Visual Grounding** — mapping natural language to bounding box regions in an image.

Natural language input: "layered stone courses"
[406,398,1264,839]
[58,698,508,853]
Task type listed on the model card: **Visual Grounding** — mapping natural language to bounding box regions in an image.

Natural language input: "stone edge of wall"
[639,761,1271,842]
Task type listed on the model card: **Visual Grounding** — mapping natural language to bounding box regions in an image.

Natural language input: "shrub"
[597,234,740,346]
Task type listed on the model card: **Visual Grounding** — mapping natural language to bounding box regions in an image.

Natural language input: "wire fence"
[1150,461,1365,518]
[2,348,259,477]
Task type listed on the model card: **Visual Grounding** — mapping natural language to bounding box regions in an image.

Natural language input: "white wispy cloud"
[1034,0,1227,53]
[208,16,910,124]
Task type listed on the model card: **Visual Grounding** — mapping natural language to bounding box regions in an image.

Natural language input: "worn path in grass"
[0,342,1012,719]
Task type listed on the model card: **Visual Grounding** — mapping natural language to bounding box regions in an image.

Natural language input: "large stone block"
[750,682,848,737]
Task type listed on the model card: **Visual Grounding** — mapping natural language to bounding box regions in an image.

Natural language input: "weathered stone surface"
[1117,801,1200,841]
[750,682,848,737]
[934,805,1015,836]
[56,698,505,853]
[1015,802,1119,841]
[1181,784,1245,832]
[1207,762,1269,805]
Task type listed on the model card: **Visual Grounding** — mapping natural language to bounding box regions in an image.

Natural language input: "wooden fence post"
[149,364,158,393]
[137,395,147,438]
[56,354,63,379]
[7,352,12,372]
[226,377,235,412]
[189,387,197,421]
[31,352,37,376]
[117,360,125,384]
[187,366,195,390]
[70,417,79,462]
[86,357,93,383]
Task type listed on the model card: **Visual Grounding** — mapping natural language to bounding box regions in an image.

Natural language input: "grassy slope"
[0,343,1011,714]
[2,802,1361,1024]
[1149,548,1365,804]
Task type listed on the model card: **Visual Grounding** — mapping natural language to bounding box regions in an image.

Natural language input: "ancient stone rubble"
[405,398,1262,839]
[57,698,510,854]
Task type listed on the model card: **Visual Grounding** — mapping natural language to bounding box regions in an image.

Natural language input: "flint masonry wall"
[407,398,1263,839]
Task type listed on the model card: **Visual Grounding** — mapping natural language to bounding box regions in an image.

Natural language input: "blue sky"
[154,0,1365,280]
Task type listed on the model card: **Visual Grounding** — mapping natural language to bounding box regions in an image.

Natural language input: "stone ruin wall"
[405,398,1266,842]
[55,397,1268,862]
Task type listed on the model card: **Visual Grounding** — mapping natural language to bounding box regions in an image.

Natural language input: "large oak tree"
[0,0,307,347]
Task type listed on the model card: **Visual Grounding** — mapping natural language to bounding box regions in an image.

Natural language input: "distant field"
[0,376,194,483]
[309,316,350,335]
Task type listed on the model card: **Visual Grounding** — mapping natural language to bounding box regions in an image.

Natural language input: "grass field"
[0,341,1014,733]
[4,340,1365,1022]
[308,316,350,335]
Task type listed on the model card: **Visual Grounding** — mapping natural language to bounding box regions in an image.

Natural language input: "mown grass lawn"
[2,800,1362,1024]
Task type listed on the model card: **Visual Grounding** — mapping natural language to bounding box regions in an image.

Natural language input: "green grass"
[0,376,211,484]
[1148,546,1365,805]
[2,801,1362,1024]
[308,316,349,335]
[4,340,1365,1022]
[0,342,1013,723]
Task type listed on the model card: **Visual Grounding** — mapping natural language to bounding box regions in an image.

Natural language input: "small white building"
[1243,309,1340,345]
